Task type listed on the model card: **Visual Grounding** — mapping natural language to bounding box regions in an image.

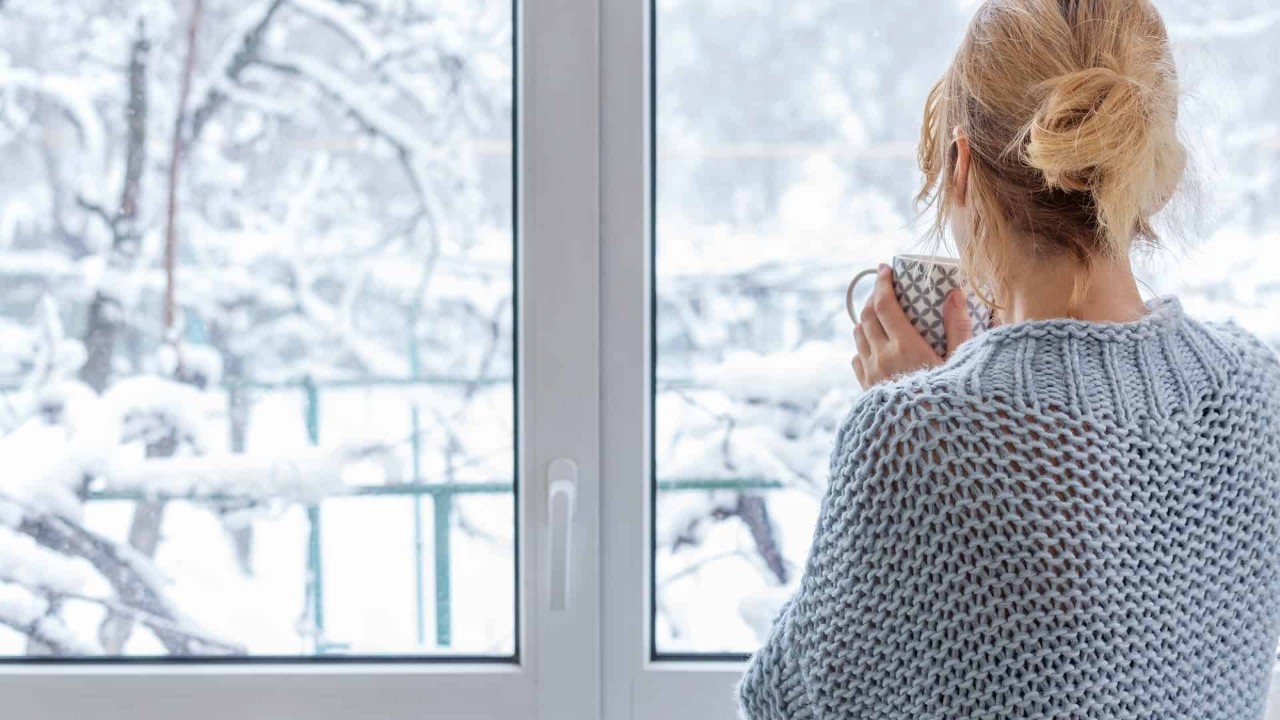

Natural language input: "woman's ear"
[953,127,971,207]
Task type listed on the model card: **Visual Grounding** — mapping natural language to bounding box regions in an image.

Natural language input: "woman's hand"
[852,264,973,389]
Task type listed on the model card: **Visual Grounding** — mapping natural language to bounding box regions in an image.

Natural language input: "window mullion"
[519,0,603,718]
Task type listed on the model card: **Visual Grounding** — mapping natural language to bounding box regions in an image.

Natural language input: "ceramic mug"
[846,254,993,357]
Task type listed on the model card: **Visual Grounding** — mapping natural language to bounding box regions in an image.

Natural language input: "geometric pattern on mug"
[894,258,992,357]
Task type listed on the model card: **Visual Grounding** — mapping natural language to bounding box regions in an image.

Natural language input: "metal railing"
[71,375,788,653]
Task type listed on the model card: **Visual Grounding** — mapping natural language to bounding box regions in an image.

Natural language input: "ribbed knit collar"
[938,297,1239,426]
[955,296,1187,352]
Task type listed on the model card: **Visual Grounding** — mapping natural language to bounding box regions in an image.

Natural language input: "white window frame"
[598,2,1280,719]
[0,2,602,718]
[599,0,742,718]
[7,1,1280,718]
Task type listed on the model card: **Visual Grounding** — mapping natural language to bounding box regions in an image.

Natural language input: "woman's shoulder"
[1200,319,1280,414]
[832,371,985,457]
[1201,318,1280,371]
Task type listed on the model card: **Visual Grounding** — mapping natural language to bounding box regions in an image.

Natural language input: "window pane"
[652,0,1280,655]
[0,0,514,658]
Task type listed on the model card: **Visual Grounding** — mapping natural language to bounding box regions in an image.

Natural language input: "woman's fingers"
[868,265,916,342]
[854,323,870,359]
[943,288,974,357]
[859,297,888,346]
[851,264,950,387]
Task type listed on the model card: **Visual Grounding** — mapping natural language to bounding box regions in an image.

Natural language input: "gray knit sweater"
[738,298,1280,719]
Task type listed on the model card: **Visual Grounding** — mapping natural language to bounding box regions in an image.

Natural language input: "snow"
[0,251,73,278]
[103,376,216,451]
[0,583,48,628]
[0,68,106,203]
[0,525,94,595]
[1169,10,1280,41]
[289,0,388,65]
[104,448,348,502]
[0,420,89,520]
[696,342,856,405]
[0,0,1276,663]
[0,583,101,655]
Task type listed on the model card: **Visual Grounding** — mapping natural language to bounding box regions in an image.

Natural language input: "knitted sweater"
[738,298,1280,719]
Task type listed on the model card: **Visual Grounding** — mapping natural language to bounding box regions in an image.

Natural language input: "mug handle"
[845,268,880,324]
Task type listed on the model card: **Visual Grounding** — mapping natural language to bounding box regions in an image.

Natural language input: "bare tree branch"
[0,611,88,656]
[12,505,240,656]
[187,0,288,144]
[74,195,114,232]
[254,55,441,227]
[733,494,790,584]
[57,588,243,655]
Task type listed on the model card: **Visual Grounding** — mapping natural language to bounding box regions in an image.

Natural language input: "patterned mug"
[845,254,993,357]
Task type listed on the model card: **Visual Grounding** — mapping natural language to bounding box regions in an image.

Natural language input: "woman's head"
[917,0,1186,302]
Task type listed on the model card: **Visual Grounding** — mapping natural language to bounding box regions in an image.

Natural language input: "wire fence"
[61,375,787,653]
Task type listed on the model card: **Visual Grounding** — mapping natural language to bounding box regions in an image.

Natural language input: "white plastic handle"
[547,458,578,611]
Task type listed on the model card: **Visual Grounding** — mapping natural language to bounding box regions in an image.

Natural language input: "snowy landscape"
[1,0,515,656]
[652,0,1280,654]
[1,0,1278,659]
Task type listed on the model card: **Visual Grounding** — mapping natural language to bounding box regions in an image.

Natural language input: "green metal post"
[303,376,326,651]
[434,491,452,647]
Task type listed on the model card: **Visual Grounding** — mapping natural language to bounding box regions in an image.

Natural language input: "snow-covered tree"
[1,0,513,655]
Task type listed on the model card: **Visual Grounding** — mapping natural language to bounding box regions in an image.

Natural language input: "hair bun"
[1022,63,1183,249]
[1024,66,1150,191]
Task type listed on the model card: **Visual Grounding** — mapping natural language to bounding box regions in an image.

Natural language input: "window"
[3,0,1280,718]
[1,1,600,718]
[649,0,1280,661]
[0,0,514,660]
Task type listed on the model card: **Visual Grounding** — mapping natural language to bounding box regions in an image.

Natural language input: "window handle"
[547,458,578,611]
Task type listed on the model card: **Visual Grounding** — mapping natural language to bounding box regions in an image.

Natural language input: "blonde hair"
[917,0,1187,306]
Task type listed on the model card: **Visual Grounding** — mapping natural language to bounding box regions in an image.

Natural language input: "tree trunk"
[79,22,150,393]
[736,494,790,585]
[99,1,205,654]
[34,21,150,656]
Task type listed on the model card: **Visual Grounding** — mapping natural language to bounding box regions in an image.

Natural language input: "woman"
[738,1,1280,718]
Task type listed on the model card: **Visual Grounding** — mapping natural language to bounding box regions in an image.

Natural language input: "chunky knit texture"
[738,298,1280,719]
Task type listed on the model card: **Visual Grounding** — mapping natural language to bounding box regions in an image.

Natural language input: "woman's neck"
[1000,254,1149,325]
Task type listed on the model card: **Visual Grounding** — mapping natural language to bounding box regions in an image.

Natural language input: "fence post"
[408,332,429,647]
[302,376,326,652]
[433,490,452,647]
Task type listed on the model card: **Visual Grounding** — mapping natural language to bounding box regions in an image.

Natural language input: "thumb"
[943,289,974,357]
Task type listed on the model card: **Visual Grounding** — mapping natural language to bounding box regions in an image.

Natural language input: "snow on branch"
[0,68,107,203]
[12,500,245,656]
[104,375,214,452]
[288,0,387,64]
[0,525,94,596]
[253,53,453,218]
[187,0,289,143]
[100,444,383,503]
[284,0,454,134]
[256,54,447,165]
[0,582,99,655]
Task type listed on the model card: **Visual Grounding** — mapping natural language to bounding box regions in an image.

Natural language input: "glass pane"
[652,0,1280,655]
[0,0,514,658]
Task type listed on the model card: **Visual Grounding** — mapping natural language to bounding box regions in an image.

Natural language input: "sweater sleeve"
[737,388,896,719]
